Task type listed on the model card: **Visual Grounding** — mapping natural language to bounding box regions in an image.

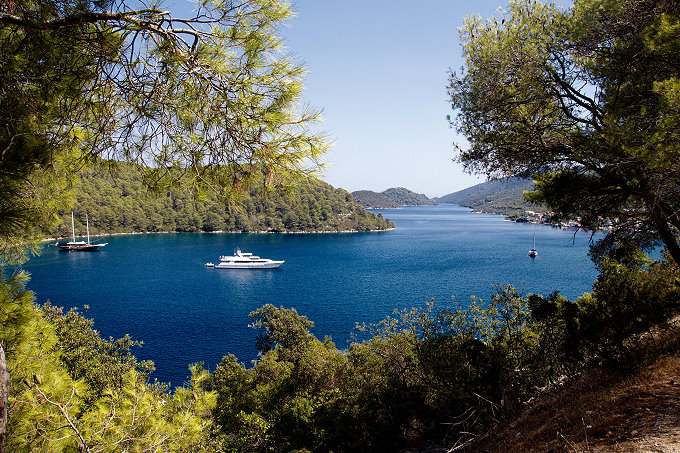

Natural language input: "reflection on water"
[213,267,277,283]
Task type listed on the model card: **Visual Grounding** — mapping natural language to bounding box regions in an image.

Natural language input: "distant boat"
[214,249,284,269]
[529,231,538,257]
[56,213,108,251]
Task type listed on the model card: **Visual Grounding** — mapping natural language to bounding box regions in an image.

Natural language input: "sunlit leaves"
[449,0,680,265]
[4,296,216,451]
[0,0,328,263]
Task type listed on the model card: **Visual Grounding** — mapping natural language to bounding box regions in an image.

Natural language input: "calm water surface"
[24,205,602,386]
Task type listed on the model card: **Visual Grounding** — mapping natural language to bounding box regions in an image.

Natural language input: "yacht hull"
[213,249,284,269]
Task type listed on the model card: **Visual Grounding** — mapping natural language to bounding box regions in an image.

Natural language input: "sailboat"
[56,213,108,251]
[528,231,538,257]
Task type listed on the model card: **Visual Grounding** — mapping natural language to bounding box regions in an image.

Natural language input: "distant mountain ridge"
[352,187,437,208]
[351,191,399,209]
[435,177,540,216]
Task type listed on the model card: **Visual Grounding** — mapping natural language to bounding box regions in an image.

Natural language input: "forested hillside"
[382,187,437,206]
[436,177,542,216]
[352,187,437,208]
[49,164,394,238]
[351,190,399,208]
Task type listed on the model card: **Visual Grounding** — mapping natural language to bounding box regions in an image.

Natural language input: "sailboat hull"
[56,241,107,251]
[529,231,538,257]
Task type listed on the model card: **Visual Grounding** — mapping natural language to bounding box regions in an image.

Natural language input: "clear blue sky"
[169,0,572,197]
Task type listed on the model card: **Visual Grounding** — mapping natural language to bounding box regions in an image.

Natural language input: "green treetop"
[448,0,680,265]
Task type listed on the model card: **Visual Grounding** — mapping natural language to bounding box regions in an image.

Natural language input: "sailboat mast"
[86,215,90,245]
[71,212,76,243]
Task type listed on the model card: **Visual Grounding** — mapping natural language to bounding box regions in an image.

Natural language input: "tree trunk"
[0,343,8,453]
[649,201,680,268]
[637,173,680,268]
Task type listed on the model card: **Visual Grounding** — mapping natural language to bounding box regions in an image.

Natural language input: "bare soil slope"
[472,355,680,452]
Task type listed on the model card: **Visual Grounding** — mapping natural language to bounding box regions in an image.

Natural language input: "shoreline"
[454,203,609,233]
[44,227,396,242]
[362,204,438,210]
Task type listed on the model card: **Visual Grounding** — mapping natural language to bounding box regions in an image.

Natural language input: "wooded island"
[50,164,394,238]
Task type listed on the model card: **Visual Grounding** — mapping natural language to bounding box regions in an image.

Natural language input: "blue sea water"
[23,204,602,387]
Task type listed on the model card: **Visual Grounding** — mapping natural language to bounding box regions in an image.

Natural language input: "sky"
[281,0,497,197]
[168,0,572,198]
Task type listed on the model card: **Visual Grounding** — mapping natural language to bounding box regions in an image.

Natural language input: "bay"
[23,204,602,387]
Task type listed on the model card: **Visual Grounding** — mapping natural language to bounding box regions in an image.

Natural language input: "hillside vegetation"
[351,190,399,209]
[436,177,542,216]
[49,164,394,238]
[383,187,437,206]
[352,187,437,208]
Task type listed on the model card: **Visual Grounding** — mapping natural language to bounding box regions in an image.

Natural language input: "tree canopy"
[448,0,680,265]
[1,1,329,447]
[0,0,327,263]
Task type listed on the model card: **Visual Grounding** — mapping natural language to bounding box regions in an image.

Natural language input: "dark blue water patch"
[23,205,602,387]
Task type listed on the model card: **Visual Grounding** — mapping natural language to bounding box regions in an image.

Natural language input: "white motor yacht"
[214,249,284,269]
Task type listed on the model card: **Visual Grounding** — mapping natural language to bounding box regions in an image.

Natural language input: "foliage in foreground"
[1,273,216,452]
[2,244,679,451]
[449,0,680,265]
[207,252,679,452]
[0,0,328,265]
